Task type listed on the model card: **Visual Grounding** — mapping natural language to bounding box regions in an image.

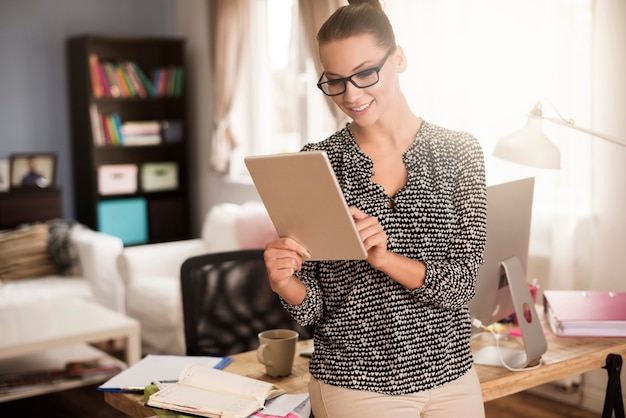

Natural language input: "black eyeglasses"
[317,48,395,97]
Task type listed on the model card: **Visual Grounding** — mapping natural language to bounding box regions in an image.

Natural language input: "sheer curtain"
[208,0,250,175]
[298,0,348,129]
[385,0,594,291]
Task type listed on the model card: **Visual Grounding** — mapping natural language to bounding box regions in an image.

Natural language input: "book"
[123,61,148,98]
[98,354,232,393]
[102,62,121,98]
[96,62,111,97]
[543,290,626,337]
[130,62,155,97]
[121,120,161,136]
[89,104,104,145]
[146,364,285,418]
[88,54,103,98]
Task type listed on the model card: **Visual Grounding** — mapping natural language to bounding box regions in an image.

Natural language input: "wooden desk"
[106,328,626,417]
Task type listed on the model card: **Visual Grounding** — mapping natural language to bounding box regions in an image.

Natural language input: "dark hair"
[317,0,396,51]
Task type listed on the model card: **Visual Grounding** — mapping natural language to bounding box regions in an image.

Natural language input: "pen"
[121,386,145,392]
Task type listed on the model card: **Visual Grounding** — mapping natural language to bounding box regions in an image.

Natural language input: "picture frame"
[9,153,57,190]
[0,159,9,192]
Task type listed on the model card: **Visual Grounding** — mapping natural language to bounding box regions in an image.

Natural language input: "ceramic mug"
[257,329,299,377]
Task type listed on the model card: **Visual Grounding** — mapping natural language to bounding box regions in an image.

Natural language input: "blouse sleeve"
[411,133,487,310]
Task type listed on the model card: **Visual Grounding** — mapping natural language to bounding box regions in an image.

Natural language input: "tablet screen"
[245,151,367,260]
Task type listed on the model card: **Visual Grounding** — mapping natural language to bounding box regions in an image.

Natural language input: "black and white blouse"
[283,120,487,395]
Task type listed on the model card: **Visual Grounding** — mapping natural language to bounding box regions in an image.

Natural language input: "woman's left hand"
[350,206,389,269]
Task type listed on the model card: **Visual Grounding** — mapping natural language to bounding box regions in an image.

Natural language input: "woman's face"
[318,34,401,127]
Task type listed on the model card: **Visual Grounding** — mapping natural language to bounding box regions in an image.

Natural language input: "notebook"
[244,151,367,261]
[543,290,626,337]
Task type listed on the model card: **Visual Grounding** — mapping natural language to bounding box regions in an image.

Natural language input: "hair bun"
[347,0,383,11]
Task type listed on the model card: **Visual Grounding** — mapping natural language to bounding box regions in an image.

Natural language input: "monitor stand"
[473,256,547,369]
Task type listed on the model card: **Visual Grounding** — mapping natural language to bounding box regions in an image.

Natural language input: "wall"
[0,0,177,220]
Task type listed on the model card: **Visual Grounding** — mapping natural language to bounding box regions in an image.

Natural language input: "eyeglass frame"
[316,48,396,97]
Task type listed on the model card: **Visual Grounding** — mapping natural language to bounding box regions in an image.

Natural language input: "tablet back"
[244,151,367,261]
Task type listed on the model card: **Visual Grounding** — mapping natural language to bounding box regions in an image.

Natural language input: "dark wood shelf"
[0,189,62,230]
[66,35,190,245]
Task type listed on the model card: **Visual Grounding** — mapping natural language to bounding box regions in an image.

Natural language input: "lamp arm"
[534,99,625,147]
[542,116,625,147]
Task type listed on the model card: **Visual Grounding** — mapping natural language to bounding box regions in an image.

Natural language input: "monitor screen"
[469,177,535,334]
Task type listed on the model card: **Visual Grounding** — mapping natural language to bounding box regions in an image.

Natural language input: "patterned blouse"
[283,120,487,394]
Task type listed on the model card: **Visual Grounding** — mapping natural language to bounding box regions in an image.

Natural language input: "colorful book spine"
[111,113,125,145]
[101,113,113,145]
[173,67,184,97]
[123,62,147,98]
[131,62,155,97]
[102,62,121,98]
[96,62,111,97]
[153,68,168,97]
[88,54,104,98]
[89,104,104,145]
[113,65,131,97]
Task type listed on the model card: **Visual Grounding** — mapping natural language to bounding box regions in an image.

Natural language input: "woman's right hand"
[263,237,311,294]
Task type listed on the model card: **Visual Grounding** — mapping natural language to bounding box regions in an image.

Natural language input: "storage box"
[140,162,178,192]
[98,164,138,195]
[97,198,148,245]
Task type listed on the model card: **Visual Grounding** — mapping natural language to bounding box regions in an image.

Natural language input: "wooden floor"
[485,391,599,418]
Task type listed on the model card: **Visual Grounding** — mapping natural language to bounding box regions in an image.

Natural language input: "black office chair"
[180,249,313,356]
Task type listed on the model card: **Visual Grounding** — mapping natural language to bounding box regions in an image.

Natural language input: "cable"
[472,318,543,372]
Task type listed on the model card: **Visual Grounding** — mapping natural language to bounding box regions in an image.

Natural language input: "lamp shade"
[493,115,561,169]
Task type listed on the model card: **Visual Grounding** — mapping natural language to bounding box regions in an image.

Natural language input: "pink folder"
[543,290,626,337]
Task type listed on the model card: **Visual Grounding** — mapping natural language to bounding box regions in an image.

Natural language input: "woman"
[263,1,487,416]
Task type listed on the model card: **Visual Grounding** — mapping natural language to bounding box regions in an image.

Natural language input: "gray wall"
[0,0,177,220]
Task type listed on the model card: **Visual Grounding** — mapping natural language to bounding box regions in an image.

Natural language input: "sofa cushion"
[235,201,278,249]
[201,203,242,252]
[0,223,57,282]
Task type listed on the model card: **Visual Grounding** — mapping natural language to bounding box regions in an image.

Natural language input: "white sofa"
[117,201,277,354]
[0,221,125,313]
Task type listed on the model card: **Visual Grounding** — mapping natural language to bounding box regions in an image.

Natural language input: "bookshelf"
[67,36,190,245]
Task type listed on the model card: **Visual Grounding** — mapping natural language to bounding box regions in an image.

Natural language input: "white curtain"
[385,0,593,291]
[208,0,250,175]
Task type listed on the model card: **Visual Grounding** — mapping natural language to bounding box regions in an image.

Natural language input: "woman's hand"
[263,237,310,304]
[350,206,389,269]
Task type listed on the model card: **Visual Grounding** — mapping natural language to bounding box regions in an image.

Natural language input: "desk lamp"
[493,100,625,169]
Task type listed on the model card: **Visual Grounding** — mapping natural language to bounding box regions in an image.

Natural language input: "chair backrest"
[180,249,313,356]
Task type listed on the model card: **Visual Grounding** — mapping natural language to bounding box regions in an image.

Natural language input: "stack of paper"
[98,354,232,393]
[543,290,626,337]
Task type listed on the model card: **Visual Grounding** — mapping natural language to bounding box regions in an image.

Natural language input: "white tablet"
[244,151,367,261]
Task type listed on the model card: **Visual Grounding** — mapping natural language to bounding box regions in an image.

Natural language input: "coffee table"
[0,298,141,402]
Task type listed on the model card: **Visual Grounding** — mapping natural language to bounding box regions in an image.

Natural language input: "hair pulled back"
[317,0,396,51]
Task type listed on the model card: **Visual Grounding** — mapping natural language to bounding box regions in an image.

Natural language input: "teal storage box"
[97,198,148,245]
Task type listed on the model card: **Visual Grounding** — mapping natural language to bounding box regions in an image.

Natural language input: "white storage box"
[98,164,138,195]
[140,162,179,192]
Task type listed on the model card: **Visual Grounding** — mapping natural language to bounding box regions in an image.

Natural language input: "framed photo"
[0,159,9,192]
[9,153,57,190]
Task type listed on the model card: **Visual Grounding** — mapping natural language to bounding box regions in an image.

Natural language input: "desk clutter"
[99,354,310,418]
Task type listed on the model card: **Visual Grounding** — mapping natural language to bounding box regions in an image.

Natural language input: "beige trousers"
[309,366,485,418]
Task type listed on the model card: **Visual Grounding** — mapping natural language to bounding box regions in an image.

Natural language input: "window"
[228,0,335,179]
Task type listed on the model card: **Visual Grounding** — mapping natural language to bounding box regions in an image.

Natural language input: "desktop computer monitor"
[468,177,547,368]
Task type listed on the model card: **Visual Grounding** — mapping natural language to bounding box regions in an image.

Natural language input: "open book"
[146,364,285,418]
